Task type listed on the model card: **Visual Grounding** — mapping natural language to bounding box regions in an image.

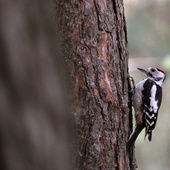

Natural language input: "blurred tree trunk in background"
[57,0,135,170]
[0,0,69,170]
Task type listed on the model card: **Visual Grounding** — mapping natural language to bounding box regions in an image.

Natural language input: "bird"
[127,67,166,151]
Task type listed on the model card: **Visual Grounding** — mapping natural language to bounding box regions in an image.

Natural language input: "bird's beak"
[137,67,149,74]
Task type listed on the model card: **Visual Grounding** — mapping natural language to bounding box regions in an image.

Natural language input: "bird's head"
[137,67,166,85]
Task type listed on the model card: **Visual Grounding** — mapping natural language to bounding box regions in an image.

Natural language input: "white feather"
[149,85,158,113]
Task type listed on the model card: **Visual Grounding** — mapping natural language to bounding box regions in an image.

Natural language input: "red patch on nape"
[157,67,165,73]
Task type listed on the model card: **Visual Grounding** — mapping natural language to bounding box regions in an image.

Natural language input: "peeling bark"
[57,0,135,169]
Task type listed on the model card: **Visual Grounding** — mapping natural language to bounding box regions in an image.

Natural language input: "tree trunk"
[57,0,135,170]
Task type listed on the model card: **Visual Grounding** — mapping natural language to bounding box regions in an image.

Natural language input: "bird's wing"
[142,79,162,140]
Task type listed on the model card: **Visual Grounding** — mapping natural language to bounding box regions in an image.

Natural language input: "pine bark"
[57,0,136,170]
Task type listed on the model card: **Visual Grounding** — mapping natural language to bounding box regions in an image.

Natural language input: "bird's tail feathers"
[127,124,144,151]
[144,129,152,142]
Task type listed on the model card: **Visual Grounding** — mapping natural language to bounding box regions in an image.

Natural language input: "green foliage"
[125,0,170,58]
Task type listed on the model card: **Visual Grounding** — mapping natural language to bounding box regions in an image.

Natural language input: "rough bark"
[57,0,135,170]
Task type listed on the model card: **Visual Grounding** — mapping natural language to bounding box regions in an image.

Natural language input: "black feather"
[142,79,162,139]
[127,123,144,151]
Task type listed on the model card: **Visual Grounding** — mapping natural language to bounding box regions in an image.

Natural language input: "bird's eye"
[151,68,156,72]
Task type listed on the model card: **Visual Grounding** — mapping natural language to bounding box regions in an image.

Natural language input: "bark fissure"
[94,0,104,32]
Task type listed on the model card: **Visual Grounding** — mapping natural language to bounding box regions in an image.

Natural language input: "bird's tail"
[144,128,152,142]
[127,124,144,151]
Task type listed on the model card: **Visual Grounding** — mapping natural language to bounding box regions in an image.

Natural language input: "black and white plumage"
[127,67,166,150]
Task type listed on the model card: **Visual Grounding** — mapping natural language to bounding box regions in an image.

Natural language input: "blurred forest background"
[124,0,170,170]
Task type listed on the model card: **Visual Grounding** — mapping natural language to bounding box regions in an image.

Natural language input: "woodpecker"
[127,67,166,150]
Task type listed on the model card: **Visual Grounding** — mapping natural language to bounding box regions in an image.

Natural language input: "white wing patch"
[149,85,158,113]
[146,120,155,127]
[145,110,155,119]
